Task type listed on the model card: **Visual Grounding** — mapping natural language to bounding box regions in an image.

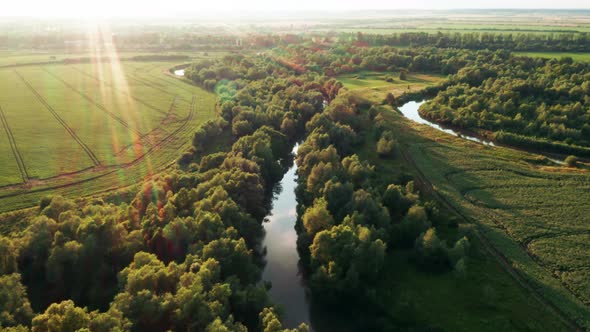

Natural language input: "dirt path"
[400,144,584,332]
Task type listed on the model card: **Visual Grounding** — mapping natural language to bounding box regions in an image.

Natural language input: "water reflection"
[262,144,311,328]
[398,100,495,146]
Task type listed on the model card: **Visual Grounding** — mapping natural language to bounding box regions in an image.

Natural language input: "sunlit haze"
[3,0,590,17]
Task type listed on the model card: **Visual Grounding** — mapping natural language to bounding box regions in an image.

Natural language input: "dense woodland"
[277,43,590,156]
[188,51,471,329]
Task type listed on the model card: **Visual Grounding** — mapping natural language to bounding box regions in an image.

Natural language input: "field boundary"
[0,105,29,183]
[40,67,144,137]
[14,70,101,166]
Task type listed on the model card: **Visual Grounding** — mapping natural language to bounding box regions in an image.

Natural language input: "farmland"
[0,56,217,214]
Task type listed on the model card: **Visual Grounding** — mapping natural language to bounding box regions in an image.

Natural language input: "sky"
[2,0,589,17]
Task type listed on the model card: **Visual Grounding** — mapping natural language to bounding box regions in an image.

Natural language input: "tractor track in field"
[72,63,187,102]
[0,95,200,202]
[68,66,168,116]
[40,67,144,138]
[0,105,29,183]
[400,144,584,332]
[14,70,101,167]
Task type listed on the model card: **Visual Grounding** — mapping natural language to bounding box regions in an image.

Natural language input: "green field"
[337,71,443,98]
[514,51,590,62]
[0,57,218,214]
[385,109,590,328]
[310,13,590,35]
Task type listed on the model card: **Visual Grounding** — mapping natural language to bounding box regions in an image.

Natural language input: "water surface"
[262,144,311,328]
[398,100,495,146]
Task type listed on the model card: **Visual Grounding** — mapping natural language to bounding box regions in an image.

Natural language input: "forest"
[275,43,590,156]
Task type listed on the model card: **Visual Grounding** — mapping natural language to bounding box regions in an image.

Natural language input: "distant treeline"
[345,31,590,52]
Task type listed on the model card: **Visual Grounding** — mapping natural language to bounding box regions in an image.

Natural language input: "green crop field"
[0,57,218,214]
[379,109,590,329]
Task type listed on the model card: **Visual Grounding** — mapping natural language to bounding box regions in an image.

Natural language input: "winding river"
[398,101,566,164]
[398,101,495,146]
[262,144,312,328]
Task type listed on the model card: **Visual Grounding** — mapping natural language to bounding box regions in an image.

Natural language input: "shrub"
[377,131,397,157]
[565,155,578,167]
[399,70,408,80]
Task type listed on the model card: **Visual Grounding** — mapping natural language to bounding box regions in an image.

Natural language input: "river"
[397,100,568,164]
[262,144,311,328]
[398,100,495,146]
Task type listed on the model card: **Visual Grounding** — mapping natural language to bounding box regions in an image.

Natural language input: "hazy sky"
[3,0,590,17]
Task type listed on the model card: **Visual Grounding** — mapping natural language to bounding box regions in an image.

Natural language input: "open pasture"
[393,113,590,328]
[337,71,443,102]
[0,58,217,213]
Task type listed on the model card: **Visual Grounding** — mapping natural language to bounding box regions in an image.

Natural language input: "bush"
[377,131,397,158]
[565,155,578,167]
[413,228,451,272]
[399,70,408,80]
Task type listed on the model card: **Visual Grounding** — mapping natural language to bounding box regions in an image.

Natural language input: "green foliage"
[376,131,397,158]
[414,228,451,272]
[302,198,334,235]
[565,155,579,167]
[0,274,33,328]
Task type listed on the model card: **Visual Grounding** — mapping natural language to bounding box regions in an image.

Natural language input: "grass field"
[378,105,590,329]
[337,71,443,97]
[310,13,590,35]
[0,56,218,215]
[514,51,590,62]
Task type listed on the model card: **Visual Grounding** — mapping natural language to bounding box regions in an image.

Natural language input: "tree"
[0,274,33,327]
[565,155,578,167]
[384,92,396,106]
[0,237,18,275]
[414,228,451,272]
[32,300,90,332]
[399,70,408,80]
[302,198,334,235]
[376,131,396,158]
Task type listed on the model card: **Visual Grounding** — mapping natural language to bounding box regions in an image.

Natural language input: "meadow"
[337,71,443,98]
[390,107,590,329]
[311,13,590,35]
[0,55,218,214]
[513,51,590,62]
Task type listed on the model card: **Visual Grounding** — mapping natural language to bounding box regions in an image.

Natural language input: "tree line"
[348,31,590,52]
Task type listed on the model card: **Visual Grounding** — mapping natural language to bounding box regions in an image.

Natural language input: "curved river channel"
[398,101,495,146]
[261,144,312,328]
[398,101,566,164]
